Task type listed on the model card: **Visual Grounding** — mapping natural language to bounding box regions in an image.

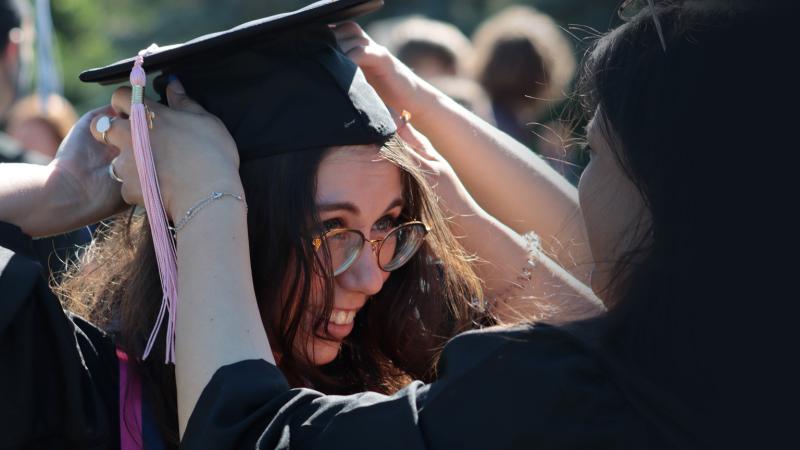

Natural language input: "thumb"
[165,78,207,114]
[398,122,439,160]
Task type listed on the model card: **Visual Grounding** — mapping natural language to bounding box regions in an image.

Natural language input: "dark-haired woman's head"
[60,134,483,396]
[571,3,796,414]
[58,134,483,443]
[575,1,794,306]
[241,136,483,390]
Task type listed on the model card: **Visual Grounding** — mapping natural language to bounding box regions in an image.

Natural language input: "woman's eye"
[322,218,344,233]
[374,215,399,233]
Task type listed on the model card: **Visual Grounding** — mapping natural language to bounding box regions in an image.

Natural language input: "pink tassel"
[129,51,179,364]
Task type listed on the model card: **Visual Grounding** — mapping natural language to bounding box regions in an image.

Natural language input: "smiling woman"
[57,131,486,443]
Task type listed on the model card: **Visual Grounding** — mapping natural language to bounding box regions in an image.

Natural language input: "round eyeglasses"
[312,221,429,276]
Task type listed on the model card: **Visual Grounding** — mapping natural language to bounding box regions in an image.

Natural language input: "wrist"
[168,178,244,223]
[377,54,434,123]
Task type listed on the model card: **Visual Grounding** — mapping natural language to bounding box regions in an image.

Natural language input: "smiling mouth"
[328,308,356,326]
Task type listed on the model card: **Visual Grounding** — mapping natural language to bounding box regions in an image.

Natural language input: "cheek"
[578,161,609,260]
[582,160,637,252]
[579,156,649,296]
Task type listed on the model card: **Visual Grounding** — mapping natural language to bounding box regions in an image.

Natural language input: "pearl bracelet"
[170,191,247,234]
[487,231,542,308]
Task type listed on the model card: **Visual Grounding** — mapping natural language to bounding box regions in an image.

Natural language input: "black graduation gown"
[184,323,697,450]
[1,225,702,449]
[0,243,119,449]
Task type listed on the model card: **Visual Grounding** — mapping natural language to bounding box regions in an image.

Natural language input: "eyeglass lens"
[324,223,428,276]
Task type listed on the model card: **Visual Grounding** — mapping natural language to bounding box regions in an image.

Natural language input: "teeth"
[329,309,356,325]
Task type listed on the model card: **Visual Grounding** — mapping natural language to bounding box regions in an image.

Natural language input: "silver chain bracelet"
[170,191,247,234]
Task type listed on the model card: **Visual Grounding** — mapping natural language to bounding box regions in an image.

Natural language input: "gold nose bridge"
[365,237,382,254]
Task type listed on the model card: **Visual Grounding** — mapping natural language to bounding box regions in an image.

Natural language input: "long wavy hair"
[58,134,486,445]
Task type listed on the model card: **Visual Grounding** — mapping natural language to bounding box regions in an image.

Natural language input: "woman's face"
[295,145,403,365]
[578,112,649,299]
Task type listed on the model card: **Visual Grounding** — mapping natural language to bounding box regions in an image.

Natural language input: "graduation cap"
[79,0,396,364]
[80,0,397,161]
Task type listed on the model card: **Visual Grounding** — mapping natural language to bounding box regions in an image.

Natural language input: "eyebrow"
[317,197,404,216]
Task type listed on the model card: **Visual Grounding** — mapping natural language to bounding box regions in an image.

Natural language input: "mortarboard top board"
[79,0,397,161]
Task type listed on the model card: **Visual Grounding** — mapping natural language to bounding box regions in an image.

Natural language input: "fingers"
[99,121,139,206]
[89,113,131,151]
[112,151,142,206]
[78,105,113,128]
[165,79,208,114]
[398,121,439,160]
[331,21,366,41]
[332,22,373,64]
[110,87,132,118]
[335,35,370,55]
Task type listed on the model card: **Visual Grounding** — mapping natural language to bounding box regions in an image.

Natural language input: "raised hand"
[332,22,428,119]
[0,107,129,237]
[50,106,128,226]
[89,80,242,222]
[396,118,483,219]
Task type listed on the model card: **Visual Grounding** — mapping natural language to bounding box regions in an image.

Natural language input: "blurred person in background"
[6,93,78,161]
[472,5,580,181]
[428,75,495,125]
[0,1,89,286]
[367,15,473,80]
[0,0,41,164]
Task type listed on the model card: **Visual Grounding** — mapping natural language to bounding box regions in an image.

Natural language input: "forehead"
[316,145,403,206]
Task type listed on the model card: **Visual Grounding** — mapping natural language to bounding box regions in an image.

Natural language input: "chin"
[310,340,342,365]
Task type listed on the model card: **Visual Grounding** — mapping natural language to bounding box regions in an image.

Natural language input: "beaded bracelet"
[169,191,247,234]
[486,231,542,309]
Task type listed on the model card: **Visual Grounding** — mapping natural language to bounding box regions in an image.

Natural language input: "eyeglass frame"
[312,220,430,276]
[618,0,667,51]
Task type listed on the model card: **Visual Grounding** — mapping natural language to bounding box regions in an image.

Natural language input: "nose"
[337,239,386,296]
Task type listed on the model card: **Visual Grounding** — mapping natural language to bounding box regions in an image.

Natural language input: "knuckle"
[120,186,132,205]
[111,86,129,99]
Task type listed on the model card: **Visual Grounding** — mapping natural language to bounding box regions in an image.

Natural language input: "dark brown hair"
[58,135,486,445]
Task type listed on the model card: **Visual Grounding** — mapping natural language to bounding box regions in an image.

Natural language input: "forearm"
[0,163,66,236]
[175,189,275,436]
[454,209,603,324]
[492,249,604,325]
[406,78,593,282]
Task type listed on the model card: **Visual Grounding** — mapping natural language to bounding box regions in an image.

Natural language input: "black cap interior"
[79,0,396,160]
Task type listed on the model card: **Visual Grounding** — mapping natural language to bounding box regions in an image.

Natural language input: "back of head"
[575,1,797,443]
[6,93,78,158]
[472,5,575,122]
[380,15,473,78]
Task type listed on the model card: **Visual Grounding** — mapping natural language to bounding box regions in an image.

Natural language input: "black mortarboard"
[79,0,396,161]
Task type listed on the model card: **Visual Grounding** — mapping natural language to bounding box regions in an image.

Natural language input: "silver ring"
[108,159,123,183]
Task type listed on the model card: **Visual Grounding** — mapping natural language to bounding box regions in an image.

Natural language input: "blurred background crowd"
[0,0,625,182]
